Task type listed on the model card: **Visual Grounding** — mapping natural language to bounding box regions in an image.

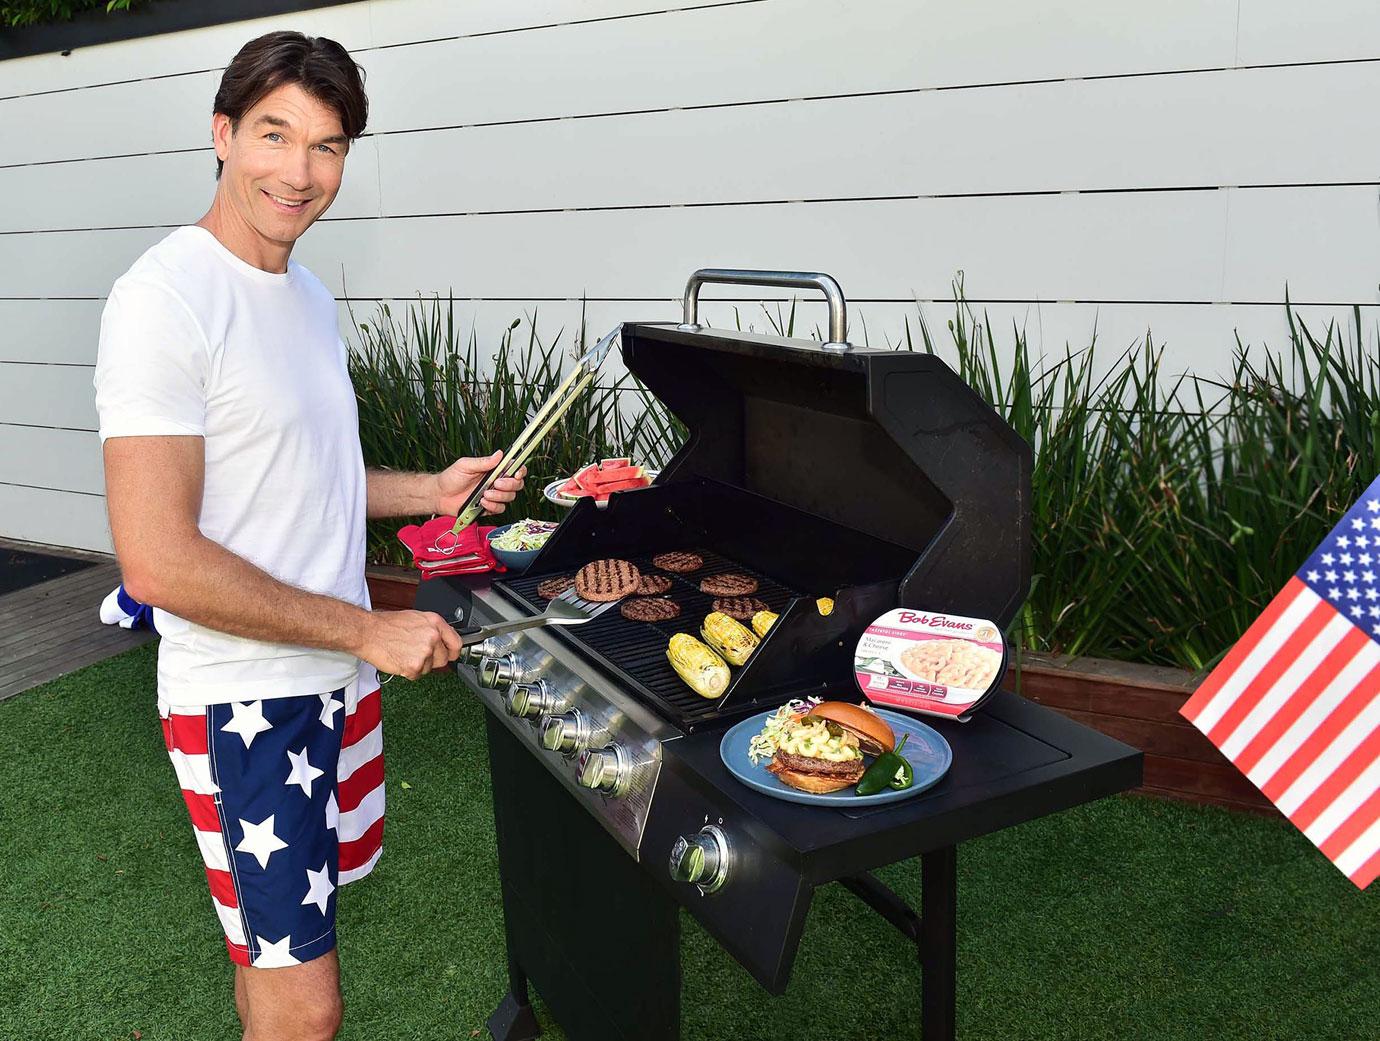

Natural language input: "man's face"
[211,82,349,247]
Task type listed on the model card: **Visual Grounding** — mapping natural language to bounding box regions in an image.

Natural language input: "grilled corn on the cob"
[751,610,779,637]
[700,611,760,666]
[816,597,834,616]
[667,633,730,699]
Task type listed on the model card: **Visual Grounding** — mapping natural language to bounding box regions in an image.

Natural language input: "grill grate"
[496,549,801,732]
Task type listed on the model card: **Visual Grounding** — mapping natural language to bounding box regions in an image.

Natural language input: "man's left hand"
[435,451,527,516]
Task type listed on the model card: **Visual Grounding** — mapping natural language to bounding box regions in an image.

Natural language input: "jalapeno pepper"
[855,733,910,796]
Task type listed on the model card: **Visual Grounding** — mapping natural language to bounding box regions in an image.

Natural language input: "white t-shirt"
[94,225,370,707]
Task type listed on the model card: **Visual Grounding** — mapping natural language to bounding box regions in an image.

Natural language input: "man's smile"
[262,189,312,213]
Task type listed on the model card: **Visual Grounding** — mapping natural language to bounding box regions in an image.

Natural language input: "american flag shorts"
[157,663,385,967]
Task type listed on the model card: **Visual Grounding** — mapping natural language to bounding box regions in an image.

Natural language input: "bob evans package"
[853,609,1008,722]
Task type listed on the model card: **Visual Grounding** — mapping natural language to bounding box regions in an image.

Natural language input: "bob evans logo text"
[897,611,972,631]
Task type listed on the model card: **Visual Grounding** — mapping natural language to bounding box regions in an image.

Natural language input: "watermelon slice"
[600,457,631,470]
[593,475,651,495]
[584,465,645,487]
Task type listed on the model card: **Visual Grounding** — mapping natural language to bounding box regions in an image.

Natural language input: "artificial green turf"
[1,644,1376,1040]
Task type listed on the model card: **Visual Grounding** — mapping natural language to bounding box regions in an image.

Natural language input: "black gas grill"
[415,269,1142,1041]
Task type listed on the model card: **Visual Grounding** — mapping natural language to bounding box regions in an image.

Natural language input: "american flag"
[1181,474,1380,889]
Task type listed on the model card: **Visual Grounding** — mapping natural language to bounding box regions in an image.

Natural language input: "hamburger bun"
[804,701,895,757]
[766,767,859,794]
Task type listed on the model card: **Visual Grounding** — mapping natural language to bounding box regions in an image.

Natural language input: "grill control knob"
[669,825,730,894]
[539,709,590,756]
[504,680,556,721]
[576,744,630,797]
[460,636,500,666]
[477,654,519,692]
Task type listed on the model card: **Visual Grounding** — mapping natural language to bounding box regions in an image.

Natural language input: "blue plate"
[719,706,952,806]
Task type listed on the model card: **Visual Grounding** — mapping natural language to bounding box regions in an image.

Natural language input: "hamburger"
[762,701,896,794]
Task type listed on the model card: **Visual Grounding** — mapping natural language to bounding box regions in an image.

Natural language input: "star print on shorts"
[158,664,385,967]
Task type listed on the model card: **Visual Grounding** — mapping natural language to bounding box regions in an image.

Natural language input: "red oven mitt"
[396,516,505,579]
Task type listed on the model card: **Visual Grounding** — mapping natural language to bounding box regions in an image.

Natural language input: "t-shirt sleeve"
[93,278,210,442]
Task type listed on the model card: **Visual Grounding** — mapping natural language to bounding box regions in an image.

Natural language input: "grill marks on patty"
[536,575,575,600]
[635,573,673,595]
[574,559,641,602]
[652,551,703,574]
[712,596,770,621]
[620,597,682,622]
[699,572,759,597]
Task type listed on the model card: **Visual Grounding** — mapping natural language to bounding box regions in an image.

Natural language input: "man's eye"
[266,132,283,142]
[315,144,336,154]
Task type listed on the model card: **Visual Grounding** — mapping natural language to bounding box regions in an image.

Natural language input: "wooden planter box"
[369,568,1272,817]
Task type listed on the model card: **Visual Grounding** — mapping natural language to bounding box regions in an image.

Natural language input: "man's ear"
[211,112,233,165]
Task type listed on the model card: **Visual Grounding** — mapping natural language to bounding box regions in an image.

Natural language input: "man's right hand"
[359,610,462,680]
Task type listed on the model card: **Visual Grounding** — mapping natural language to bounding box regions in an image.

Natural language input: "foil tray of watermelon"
[544,458,658,508]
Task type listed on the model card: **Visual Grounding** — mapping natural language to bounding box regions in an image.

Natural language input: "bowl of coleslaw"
[486,519,560,572]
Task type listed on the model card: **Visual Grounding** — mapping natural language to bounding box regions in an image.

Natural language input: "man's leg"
[239,949,343,1041]
[235,965,249,1032]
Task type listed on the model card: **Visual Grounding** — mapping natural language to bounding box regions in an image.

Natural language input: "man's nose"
[280,148,312,193]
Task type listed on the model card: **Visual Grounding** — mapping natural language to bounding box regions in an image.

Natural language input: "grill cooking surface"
[496,549,800,731]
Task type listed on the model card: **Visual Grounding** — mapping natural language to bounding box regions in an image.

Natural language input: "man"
[93,32,523,1041]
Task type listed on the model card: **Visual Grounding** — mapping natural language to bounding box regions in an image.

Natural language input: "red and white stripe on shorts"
[158,663,385,963]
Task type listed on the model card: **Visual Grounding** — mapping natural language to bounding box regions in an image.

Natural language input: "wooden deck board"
[0,559,153,704]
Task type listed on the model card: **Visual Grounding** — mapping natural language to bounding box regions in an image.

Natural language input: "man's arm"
[106,435,460,679]
[366,452,526,520]
[365,467,440,519]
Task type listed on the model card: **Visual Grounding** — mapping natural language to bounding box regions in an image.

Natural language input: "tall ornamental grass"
[348,289,1380,673]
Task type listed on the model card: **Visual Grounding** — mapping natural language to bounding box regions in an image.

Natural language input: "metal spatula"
[455,584,623,642]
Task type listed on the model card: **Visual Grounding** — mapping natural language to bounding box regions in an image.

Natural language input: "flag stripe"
[182,790,220,833]
[167,711,210,755]
[339,845,382,885]
[1264,651,1380,800]
[339,721,383,781]
[339,815,384,872]
[1341,829,1380,888]
[205,867,237,909]
[1206,597,1335,745]
[1304,754,1380,847]
[1218,611,1352,757]
[1183,581,1319,733]
[1319,778,1380,859]
[342,688,381,746]
[1253,647,1380,796]
[338,785,386,843]
[338,753,383,814]
[1290,722,1380,833]
[1233,627,1371,776]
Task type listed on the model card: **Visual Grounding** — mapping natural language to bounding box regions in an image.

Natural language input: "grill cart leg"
[839,844,957,1041]
[485,951,542,1041]
[920,846,957,1041]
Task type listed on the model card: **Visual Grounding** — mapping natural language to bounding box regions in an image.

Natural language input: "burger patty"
[574,559,641,602]
[699,572,759,596]
[635,573,673,595]
[652,551,704,574]
[712,596,770,621]
[620,596,682,622]
[536,575,575,600]
[769,751,865,779]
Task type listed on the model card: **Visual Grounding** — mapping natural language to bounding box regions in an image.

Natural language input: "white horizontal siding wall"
[2,0,1379,551]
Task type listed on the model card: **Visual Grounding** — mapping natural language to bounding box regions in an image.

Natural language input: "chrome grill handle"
[678,268,850,350]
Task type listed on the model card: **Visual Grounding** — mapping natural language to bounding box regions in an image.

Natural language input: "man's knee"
[301,995,344,1041]
[245,997,341,1041]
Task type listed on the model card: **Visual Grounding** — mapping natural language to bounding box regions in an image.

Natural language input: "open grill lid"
[622,269,1032,628]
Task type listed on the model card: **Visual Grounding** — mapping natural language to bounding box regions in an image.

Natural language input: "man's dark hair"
[212,31,368,179]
